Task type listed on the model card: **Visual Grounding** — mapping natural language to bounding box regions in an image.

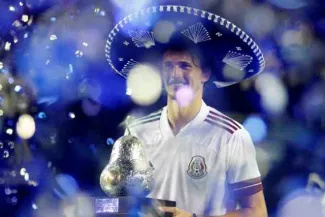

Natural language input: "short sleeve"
[227,128,263,197]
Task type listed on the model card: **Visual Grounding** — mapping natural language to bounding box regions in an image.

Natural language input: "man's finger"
[158,206,177,214]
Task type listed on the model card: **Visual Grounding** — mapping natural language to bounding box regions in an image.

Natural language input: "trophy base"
[76,197,176,217]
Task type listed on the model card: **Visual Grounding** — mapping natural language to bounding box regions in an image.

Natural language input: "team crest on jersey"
[187,156,207,179]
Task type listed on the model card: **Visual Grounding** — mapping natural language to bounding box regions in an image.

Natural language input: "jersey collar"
[160,100,209,139]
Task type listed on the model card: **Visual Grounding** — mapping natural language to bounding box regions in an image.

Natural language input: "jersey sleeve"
[226,128,263,197]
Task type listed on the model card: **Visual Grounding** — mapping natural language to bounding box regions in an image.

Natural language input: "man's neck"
[167,91,203,135]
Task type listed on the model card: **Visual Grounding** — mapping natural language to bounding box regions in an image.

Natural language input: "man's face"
[161,50,210,100]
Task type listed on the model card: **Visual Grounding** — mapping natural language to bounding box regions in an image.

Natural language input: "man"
[105,4,267,217]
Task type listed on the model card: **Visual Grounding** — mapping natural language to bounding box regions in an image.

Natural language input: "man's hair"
[162,43,212,74]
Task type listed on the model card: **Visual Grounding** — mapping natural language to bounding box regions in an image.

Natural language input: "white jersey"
[125,101,262,216]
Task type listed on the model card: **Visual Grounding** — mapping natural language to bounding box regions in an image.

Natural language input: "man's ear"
[202,69,211,83]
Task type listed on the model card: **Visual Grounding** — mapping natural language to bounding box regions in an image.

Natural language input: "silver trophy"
[100,135,154,197]
[76,123,175,217]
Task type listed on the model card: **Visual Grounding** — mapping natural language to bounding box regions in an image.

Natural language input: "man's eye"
[180,64,191,70]
[163,65,173,71]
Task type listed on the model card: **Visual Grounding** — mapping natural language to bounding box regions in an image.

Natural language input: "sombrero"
[105,5,265,88]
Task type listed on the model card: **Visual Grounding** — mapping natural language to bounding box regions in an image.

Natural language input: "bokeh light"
[153,20,176,44]
[16,114,36,139]
[244,4,277,39]
[255,73,288,115]
[243,115,267,143]
[277,190,325,217]
[127,64,162,106]
[222,65,245,82]
[175,85,194,108]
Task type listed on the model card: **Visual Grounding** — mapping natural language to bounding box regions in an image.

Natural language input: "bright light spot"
[222,64,245,81]
[126,88,132,95]
[13,37,18,43]
[106,138,114,145]
[68,112,75,119]
[94,8,100,13]
[20,168,26,176]
[5,42,11,51]
[24,33,29,38]
[278,190,324,217]
[9,6,15,11]
[6,128,13,135]
[28,181,38,187]
[255,73,288,115]
[0,62,3,69]
[4,188,11,195]
[3,150,9,158]
[75,50,84,57]
[14,85,22,92]
[19,2,23,6]
[153,20,176,43]
[50,17,56,22]
[0,110,3,116]
[21,15,29,22]
[27,16,33,25]
[243,115,267,143]
[37,112,47,119]
[24,173,29,181]
[8,77,14,84]
[69,64,73,73]
[49,34,57,40]
[175,86,194,107]
[111,0,149,12]
[16,114,36,139]
[82,42,88,47]
[127,64,162,106]
[32,203,38,210]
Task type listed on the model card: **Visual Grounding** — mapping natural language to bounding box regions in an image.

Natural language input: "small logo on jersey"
[187,156,207,179]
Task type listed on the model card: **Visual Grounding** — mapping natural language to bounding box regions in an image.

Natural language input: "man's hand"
[159,206,193,217]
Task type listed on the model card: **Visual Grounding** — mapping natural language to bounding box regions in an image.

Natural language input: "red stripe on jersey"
[206,115,238,131]
[208,110,241,129]
[228,177,263,197]
[204,119,234,134]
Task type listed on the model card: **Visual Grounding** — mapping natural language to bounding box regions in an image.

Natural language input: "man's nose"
[172,65,183,78]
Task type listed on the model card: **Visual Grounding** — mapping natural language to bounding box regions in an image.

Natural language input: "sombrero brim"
[105,5,265,88]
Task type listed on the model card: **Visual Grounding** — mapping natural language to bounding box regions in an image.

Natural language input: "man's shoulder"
[203,106,244,135]
[127,108,163,129]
